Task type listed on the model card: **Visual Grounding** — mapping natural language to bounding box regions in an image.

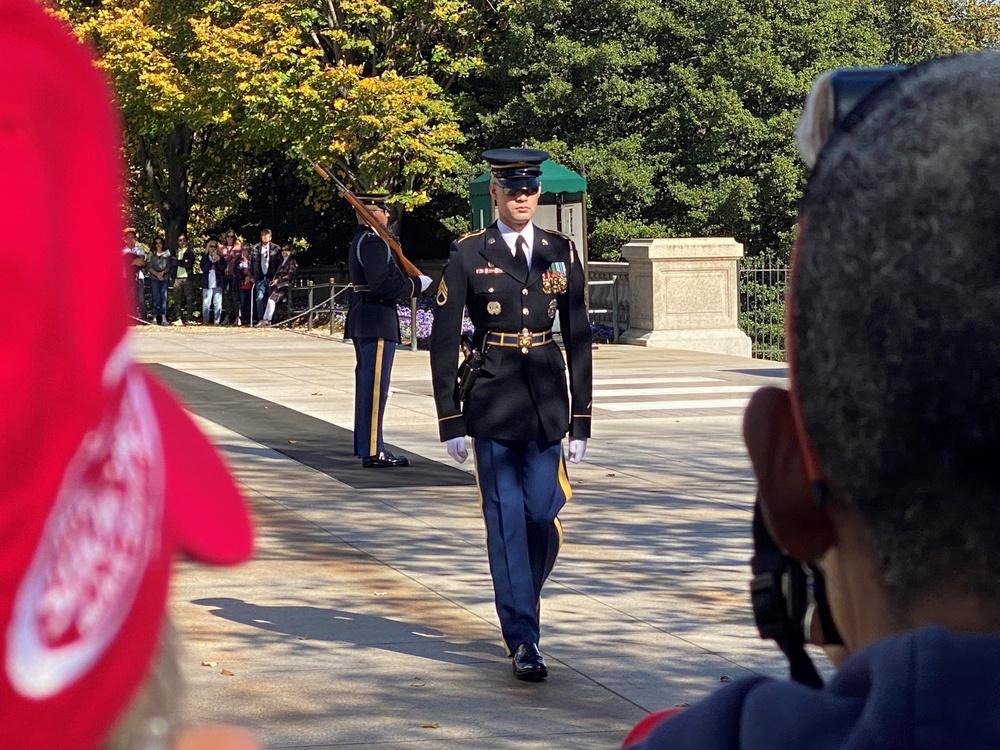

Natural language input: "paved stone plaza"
[135,328,793,748]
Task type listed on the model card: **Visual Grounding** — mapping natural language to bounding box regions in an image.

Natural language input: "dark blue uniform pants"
[353,337,396,458]
[473,437,571,654]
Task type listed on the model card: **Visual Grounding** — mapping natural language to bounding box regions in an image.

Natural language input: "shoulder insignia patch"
[455,228,487,246]
[436,277,448,306]
[538,226,572,241]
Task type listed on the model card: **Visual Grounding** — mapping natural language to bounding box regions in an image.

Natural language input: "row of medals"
[483,270,567,318]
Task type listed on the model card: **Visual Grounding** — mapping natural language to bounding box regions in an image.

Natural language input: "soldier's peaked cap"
[484,148,548,189]
[354,192,391,211]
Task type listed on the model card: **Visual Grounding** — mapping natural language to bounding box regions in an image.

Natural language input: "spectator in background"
[200,240,225,325]
[146,236,171,326]
[221,237,240,326]
[1,1,260,748]
[122,228,146,322]
[237,241,254,326]
[256,245,297,327]
[222,228,239,256]
[252,229,280,324]
[171,233,196,325]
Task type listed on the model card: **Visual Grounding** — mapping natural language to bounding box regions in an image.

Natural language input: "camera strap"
[749,498,824,687]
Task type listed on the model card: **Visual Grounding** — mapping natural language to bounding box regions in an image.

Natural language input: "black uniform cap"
[483,148,548,190]
[355,192,391,212]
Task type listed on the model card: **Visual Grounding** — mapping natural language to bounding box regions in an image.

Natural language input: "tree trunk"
[139,123,193,251]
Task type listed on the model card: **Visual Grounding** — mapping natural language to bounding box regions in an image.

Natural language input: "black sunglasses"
[501,185,540,198]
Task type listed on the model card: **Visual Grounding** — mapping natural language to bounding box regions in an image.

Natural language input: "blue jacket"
[628,626,1000,749]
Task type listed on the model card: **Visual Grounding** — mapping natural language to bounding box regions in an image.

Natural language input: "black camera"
[749,496,841,687]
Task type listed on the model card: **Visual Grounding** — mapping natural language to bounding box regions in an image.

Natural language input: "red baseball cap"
[0,2,254,748]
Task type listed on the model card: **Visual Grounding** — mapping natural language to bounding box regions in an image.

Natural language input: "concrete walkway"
[135,327,792,749]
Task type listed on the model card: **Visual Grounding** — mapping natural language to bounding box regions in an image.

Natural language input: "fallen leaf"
[372,591,387,596]
[288,440,298,444]
[606,473,616,477]
[297,636,310,641]
[419,723,440,729]
[720,675,732,683]
[221,669,235,677]
[410,682,425,687]
[200,661,217,667]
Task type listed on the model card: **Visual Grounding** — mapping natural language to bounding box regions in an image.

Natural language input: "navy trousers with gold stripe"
[353,337,396,458]
[473,437,570,654]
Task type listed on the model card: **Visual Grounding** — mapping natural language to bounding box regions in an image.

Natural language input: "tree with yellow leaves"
[54,0,492,243]
[878,0,1000,63]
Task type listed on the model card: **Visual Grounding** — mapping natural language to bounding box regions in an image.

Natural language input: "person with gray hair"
[622,50,1000,749]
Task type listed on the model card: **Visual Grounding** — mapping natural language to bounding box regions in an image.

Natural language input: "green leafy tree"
[467,0,672,258]
[291,0,505,254]
[650,0,886,261]
[54,0,489,252]
[469,0,885,261]
[877,0,1000,62]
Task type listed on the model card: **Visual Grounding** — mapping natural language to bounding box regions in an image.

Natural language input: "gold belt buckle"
[517,328,532,353]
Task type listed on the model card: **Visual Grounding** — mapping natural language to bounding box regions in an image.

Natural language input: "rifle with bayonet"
[301,153,423,277]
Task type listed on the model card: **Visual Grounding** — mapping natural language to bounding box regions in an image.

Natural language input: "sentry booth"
[468,159,588,261]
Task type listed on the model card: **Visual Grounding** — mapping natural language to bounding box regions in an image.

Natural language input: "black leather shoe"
[361,451,410,468]
[512,642,548,681]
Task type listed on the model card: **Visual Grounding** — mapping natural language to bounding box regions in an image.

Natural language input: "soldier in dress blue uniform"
[429,148,593,681]
[346,193,431,468]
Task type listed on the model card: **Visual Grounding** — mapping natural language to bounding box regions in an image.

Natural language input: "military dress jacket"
[429,222,593,443]
[345,225,420,342]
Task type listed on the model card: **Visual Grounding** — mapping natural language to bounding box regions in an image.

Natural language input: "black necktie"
[514,235,528,277]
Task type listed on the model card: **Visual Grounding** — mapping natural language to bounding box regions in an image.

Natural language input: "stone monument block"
[619,237,752,357]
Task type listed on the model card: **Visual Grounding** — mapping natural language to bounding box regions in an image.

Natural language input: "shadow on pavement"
[148,363,475,490]
[192,597,507,664]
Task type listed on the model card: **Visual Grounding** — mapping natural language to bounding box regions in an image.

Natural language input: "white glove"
[446,436,468,463]
[418,275,432,293]
[567,438,587,464]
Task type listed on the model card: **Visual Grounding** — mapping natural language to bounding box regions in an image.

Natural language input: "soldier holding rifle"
[302,156,431,468]
[346,193,431,467]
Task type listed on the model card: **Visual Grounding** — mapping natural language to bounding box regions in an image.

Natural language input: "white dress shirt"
[496,220,534,267]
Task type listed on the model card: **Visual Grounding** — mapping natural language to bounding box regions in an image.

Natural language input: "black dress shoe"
[361,451,410,468]
[512,642,548,681]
